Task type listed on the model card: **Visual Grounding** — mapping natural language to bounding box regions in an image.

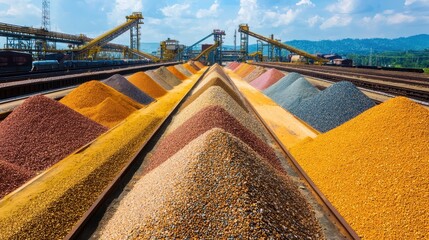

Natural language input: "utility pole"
[234,29,237,51]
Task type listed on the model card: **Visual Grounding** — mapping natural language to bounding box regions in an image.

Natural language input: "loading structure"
[238,24,328,64]
[192,41,220,64]
[184,29,225,64]
[73,12,144,60]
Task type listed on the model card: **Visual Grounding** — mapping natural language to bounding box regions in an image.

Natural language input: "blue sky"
[0,0,428,47]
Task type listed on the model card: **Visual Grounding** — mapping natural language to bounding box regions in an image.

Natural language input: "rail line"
[253,62,429,102]
[64,66,359,239]
[0,62,179,100]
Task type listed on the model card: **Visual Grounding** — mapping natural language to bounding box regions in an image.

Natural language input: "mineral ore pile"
[0,60,428,240]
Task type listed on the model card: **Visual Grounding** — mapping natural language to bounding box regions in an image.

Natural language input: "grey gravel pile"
[103,74,154,105]
[270,77,319,112]
[263,72,303,97]
[292,81,376,132]
[94,129,324,239]
[174,65,193,77]
[153,67,182,86]
[145,70,173,90]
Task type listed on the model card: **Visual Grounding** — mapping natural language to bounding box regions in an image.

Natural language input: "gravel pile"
[183,63,198,74]
[250,68,285,90]
[166,66,187,81]
[145,105,282,175]
[153,66,182,86]
[188,61,201,71]
[95,129,323,239]
[0,95,107,172]
[192,61,205,69]
[0,158,34,199]
[235,64,256,78]
[145,70,173,90]
[174,64,193,77]
[128,71,167,98]
[269,77,319,112]
[226,61,241,70]
[263,72,303,96]
[292,81,376,132]
[60,80,143,128]
[291,97,429,239]
[243,66,266,83]
[167,84,270,143]
[103,74,154,105]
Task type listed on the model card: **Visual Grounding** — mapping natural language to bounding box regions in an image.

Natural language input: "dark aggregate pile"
[0,95,108,172]
[103,74,154,105]
[134,129,324,239]
[0,158,34,199]
[292,81,376,132]
[146,105,283,174]
[270,77,319,112]
[263,72,303,97]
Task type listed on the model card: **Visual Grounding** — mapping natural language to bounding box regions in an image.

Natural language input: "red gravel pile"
[145,105,282,174]
[99,129,323,238]
[0,95,107,172]
[226,61,241,70]
[0,158,34,199]
[250,68,285,90]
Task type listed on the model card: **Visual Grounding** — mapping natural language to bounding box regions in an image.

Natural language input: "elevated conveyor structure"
[192,41,219,62]
[74,12,144,59]
[183,32,214,60]
[127,48,160,62]
[238,24,329,64]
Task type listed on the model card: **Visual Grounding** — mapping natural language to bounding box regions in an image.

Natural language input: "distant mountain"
[143,34,429,56]
[224,34,429,55]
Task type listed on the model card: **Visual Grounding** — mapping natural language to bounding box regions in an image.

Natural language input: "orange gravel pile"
[60,80,143,128]
[291,97,429,239]
[128,72,168,98]
[166,66,187,81]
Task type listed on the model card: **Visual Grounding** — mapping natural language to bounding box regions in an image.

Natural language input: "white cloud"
[363,11,416,25]
[0,0,41,19]
[160,3,190,18]
[196,0,219,18]
[107,0,142,25]
[264,9,300,27]
[236,0,259,24]
[405,0,429,5]
[296,0,315,7]
[326,0,357,14]
[320,15,352,29]
[307,15,323,27]
[386,13,416,24]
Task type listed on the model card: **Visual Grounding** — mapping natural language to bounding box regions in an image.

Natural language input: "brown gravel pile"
[243,66,267,82]
[153,66,182,86]
[145,105,282,175]
[95,129,323,239]
[184,77,247,112]
[0,158,34,199]
[145,70,173,90]
[0,95,107,172]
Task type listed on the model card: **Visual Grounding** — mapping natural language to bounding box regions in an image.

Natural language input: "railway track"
[65,66,359,239]
[0,62,179,100]
[253,62,429,102]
